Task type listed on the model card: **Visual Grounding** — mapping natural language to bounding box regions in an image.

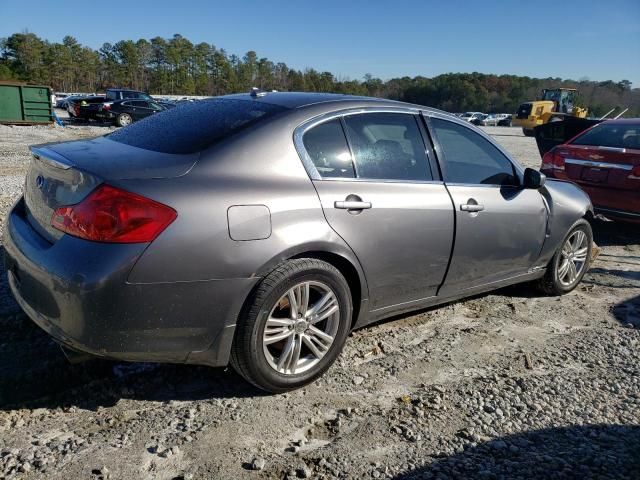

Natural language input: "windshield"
[108,98,289,154]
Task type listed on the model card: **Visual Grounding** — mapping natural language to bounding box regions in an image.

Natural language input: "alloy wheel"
[557,229,589,286]
[262,281,340,375]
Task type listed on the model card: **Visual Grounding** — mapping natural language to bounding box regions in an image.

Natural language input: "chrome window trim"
[565,158,633,171]
[310,177,445,185]
[444,182,521,189]
[293,107,426,181]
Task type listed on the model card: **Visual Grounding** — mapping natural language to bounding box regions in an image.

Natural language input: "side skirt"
[362,269,546,326]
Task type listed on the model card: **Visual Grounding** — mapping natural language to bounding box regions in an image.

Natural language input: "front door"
[300,112,454,310]
[428,117,547,295]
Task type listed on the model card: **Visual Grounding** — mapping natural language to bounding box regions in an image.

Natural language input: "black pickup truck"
[73,89,154,120]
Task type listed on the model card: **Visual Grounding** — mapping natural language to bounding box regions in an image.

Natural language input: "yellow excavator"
[513,88,588,136]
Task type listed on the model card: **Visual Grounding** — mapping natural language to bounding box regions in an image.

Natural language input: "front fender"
[536,179,593,266]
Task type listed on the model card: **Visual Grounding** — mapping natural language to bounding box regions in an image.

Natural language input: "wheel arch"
[254,244,370,329]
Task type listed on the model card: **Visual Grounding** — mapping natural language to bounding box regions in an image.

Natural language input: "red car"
[541,119,640,223]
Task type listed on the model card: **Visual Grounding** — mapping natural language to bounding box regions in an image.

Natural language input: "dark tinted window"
[572,123,640,149]
[303,119,355,178]
[431,118,518,186]
[343,113,432,181]
[108,99,288,154]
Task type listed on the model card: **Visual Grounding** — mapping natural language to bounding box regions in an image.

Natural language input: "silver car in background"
[4,92,593,392]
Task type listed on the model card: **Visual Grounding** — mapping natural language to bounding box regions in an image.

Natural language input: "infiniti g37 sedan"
[4,92,594,392]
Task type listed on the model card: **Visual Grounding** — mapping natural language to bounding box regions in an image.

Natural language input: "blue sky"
[1,0,639,86]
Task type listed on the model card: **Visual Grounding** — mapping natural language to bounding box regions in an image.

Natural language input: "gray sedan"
[4,92,593,392]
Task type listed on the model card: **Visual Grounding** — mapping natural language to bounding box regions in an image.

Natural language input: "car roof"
[601,118,640,125]
[221,91,392,108]
[107,88,145,92]
[218,91,448,116]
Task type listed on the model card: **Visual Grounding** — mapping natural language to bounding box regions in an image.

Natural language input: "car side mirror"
[523,168,546,189]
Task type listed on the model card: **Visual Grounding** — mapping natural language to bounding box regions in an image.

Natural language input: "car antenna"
[250,87,267,97]
[250,87,278,97]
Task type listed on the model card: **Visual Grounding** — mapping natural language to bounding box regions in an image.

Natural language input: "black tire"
[536,219,592,295]
[230,259,352,393]
[523,128,535,137]
[116,113,132,127]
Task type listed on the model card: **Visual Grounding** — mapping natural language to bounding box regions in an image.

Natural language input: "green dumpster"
[0,82,53,125]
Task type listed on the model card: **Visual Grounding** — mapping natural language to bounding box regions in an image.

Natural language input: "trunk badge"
[36,175,44,189]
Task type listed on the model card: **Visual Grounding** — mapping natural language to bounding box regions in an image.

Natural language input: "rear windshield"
[572,123,640,150]
[108,98,288,154]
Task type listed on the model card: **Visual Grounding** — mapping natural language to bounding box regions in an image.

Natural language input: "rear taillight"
[631,165,640,179]
[51,185,177,243]
[102,103,112,111]
[541,149,565,172]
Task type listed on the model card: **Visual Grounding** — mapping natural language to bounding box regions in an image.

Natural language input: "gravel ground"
[0,123,638,480]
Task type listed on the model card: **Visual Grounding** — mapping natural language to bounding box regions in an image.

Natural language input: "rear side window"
[303,119,355,178]
[431,118,518,186]
[343,113,432,181]
[572,123,640,150]
[108,99,288,154]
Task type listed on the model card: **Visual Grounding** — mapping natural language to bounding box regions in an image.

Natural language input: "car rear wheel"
[230,259,352,393]
[116,113,132,127]
[536,219,592,295]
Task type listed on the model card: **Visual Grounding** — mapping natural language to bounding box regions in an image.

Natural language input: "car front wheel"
[537,219,592,295]
[231,259,352,393]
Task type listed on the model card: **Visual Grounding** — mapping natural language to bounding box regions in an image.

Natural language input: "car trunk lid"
[24,139,198,243]
[559,144,640,191]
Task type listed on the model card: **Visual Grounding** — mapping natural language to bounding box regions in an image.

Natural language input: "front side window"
[431,118,518,186]
[302,119,355,178]
[342,113,432,181]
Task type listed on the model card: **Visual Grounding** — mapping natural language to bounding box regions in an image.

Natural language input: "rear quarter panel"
[123,108,368,296]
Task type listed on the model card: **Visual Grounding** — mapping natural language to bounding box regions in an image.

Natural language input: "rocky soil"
[0,122,638,480]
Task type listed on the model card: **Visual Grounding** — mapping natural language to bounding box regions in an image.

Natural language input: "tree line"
[1,32,638,117]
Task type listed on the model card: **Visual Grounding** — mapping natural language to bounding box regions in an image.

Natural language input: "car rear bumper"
[95,112,116,120]
[594,207,640,224]
[4,197,259,367]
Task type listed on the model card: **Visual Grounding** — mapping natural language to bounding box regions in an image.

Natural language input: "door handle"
[335,200,372,210]
[460,203,484,212]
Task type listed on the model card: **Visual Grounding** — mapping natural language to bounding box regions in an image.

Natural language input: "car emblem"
[35,175,44,190]
[589,154,604,160]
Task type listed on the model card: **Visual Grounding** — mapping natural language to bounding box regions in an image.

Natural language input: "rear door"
[428,117,547,295]
[127,100,148,120]
[299,111,454,312]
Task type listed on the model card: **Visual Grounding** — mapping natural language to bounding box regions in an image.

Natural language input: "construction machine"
[513,88,588,136]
